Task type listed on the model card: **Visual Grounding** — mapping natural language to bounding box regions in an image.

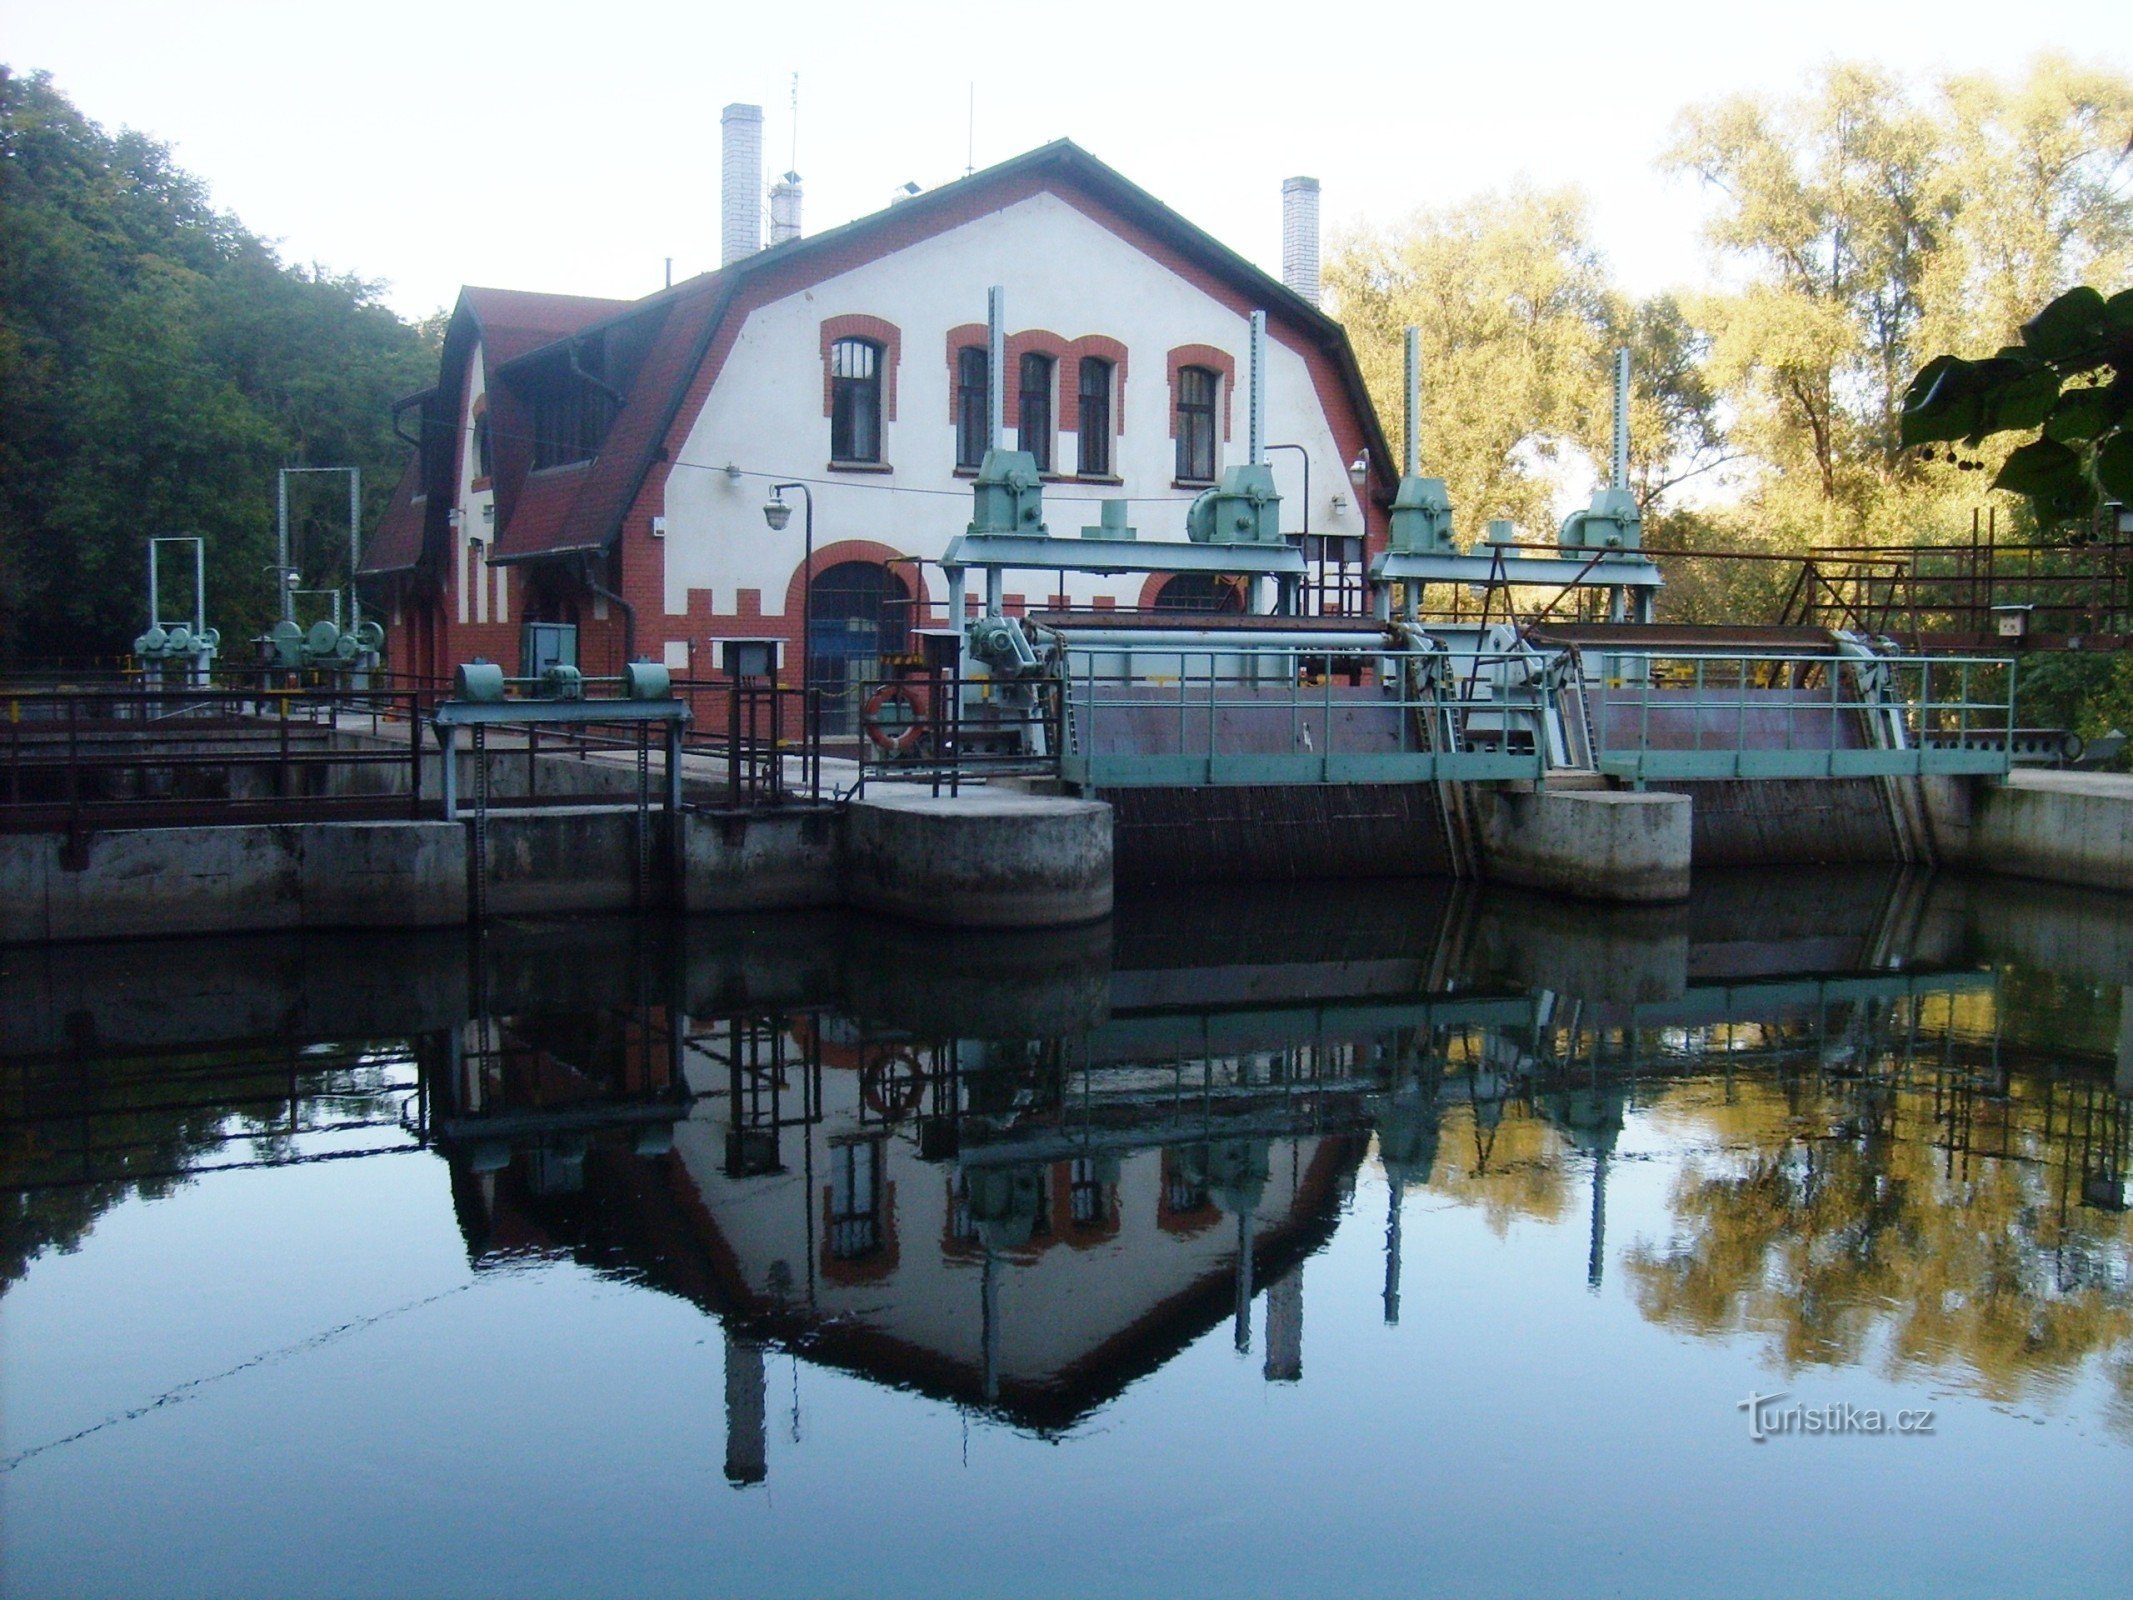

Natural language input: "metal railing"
[2,681,433,834]
[670,678,822,807]
[1586,652,2017,783]
[1057,644,1558,788]
[852,665,1064,795]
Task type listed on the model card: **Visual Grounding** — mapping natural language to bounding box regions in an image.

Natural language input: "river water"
[4,870,2130,1597]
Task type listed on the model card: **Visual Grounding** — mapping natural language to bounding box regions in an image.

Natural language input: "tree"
[1667,64,1948,513]
[1668,58,2132,553]
[0,67,435,663]
[1325,186,1618,541]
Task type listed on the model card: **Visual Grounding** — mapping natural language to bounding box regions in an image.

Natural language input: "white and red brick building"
[359,140,1395,715]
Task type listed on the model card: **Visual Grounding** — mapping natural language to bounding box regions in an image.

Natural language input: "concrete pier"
[1471,787,1691,904]
[844,789,1113,928]
[5,790,1110,942]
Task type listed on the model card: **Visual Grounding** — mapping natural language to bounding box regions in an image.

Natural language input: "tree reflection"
[1623,1075,2133,1414]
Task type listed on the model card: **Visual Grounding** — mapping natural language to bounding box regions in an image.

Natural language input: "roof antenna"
[664,256,672,290]
[789,71,800,175]
[966,82,975,177]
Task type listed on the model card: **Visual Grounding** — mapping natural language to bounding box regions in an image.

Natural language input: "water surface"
[4,871,2130,1597]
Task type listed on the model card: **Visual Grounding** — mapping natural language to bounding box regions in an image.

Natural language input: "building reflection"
[7,870,2133,1468]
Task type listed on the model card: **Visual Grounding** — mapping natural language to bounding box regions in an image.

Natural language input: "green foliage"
[0,67,436,663]
[1900,285,2133,526]
[1324,189,1724,545]
[1668,57,2130,556]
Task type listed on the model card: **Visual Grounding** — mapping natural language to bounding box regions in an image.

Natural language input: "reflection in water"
[6,869,2133,1521]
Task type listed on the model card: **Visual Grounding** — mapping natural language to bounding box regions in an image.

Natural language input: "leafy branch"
[1899,285,2133,527]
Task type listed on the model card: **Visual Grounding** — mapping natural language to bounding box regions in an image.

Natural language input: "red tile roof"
[495,462,594,561]
[356,457,426,575]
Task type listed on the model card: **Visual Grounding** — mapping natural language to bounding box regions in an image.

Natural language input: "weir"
[2,330,2116,936]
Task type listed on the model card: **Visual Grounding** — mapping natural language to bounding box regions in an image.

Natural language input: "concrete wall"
[1106,784,1452,887]
[2,821,464,943]
[1658,779,1899,867]
[1926,770,2133,897]
[684,806,843,912]
[5,790,1105,942]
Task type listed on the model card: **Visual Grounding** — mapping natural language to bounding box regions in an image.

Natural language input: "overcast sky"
[5,0,2125,322]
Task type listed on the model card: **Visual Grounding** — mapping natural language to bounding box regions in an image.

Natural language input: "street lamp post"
[763,483,815,743]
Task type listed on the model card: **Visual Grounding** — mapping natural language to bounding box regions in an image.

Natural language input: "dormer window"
[527,365,611,470]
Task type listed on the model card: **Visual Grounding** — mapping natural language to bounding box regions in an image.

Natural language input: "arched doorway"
[809,561,913,735]
[1150,573,1246,614]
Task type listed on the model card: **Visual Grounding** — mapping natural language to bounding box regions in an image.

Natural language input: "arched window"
[1018,352,1054,472]
[829,338,882,463]
[1175,364,1218,482]
[1077,357,1113,476]
[955,346,989,470]
[1152,572,1245,613]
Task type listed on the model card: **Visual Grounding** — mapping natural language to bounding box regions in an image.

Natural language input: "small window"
[1069,1157,1108,1228]
[1176,364,1218,482]
[830,338,882,464]
[1077,358,1113,476]
[472,412,493,483]
[955,346,989,470]
[828,1139,883,1260]
[1018,353,1054,473]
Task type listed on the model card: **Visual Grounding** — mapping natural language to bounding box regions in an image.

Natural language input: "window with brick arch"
[830,337,883,463]
[1018,353,1055,473]
[1077,358,1113,476]
[955,346,989,470]
[1176,364,1218,483]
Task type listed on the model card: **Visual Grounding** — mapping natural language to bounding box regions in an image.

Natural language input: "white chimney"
[721,103,764,266]
[1281,176,1321,306]
[769,171,803,245]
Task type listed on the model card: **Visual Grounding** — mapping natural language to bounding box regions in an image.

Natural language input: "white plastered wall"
[453,344,504,627]
[660,192,1365,624]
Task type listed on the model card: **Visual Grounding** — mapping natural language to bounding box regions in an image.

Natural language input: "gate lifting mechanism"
[869,302,2017,787]
[258,617,386,672]
[432,659,690,919]
[134,536,222,681]
[430,658,686,820]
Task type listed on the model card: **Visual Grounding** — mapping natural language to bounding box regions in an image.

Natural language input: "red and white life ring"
[861,1053,927,1121]
[862,680,931,757]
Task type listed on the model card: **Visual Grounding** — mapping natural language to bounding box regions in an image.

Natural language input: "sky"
[3,0,2126,323]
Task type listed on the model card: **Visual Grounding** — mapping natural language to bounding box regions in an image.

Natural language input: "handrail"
[1585,650,2016,782]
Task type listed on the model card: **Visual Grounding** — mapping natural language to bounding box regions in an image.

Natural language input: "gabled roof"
[461,286,633,365]
[358,287,628,578]
[378,140,1399,573]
